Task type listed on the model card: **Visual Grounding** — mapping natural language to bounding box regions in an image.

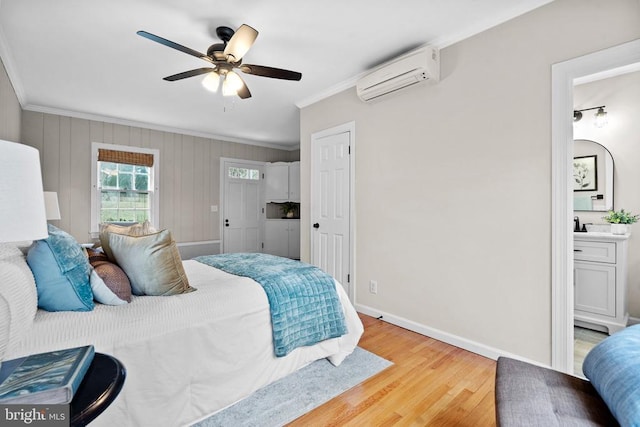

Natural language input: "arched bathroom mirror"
[573,139,614,211]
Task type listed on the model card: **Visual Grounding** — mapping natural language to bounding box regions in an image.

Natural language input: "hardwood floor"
[288,314,497,427]
[574,326,607,377]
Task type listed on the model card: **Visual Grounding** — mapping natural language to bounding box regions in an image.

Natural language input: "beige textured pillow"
[99,220,157,261]
[107,230,195,296]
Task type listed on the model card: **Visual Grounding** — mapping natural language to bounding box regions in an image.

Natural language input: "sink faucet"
[574,216,580,232]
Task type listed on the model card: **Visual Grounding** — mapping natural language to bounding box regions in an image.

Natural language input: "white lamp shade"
[43,191,61,220]
[0,140,48,242]
[594,109,608,128]
[222,72,241,97]
[202,72,220,92]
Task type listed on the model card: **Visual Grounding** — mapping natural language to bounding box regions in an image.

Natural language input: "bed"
[1,251,364,426]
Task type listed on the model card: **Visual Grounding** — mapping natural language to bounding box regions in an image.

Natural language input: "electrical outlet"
[369,280,378,294]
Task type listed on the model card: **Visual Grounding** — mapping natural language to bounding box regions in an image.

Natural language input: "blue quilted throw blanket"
[195,253,347,357]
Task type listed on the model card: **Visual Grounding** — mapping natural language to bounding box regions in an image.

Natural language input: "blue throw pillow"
[583,324,640,426]
[26,224,94,312]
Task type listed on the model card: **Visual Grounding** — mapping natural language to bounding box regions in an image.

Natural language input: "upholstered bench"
[496,324,640,426]
[495,357,617,426]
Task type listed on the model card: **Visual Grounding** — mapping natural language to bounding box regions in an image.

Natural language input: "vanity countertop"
[574,232,630,241]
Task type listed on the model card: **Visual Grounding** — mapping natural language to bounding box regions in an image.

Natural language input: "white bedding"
[5,259,364,426]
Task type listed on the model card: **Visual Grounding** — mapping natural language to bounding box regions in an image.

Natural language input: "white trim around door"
[310,121,356,303]
[551,39,640,373]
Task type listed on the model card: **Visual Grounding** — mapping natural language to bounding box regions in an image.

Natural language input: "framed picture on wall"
[573,155,598,191]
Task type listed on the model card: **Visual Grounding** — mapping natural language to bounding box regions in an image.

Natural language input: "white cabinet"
[264,219,300,259]
[574,233,629,334]
[264,162,300,202]
[264,163,289,201]
[288,220,300,259]
[288,162,300,203]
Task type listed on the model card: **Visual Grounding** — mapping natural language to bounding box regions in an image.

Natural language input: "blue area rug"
[193,347,392,427]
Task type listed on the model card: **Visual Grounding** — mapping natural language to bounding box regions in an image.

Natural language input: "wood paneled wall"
[21,110,298,243]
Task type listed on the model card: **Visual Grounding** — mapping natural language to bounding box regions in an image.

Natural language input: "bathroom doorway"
[571,67,640,375]
[551,39,640,373]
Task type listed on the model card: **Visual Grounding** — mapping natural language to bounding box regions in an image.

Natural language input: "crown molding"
[22,104,300,151]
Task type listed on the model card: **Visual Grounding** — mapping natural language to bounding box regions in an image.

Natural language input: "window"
[91,143,159,234]
[228,166,260,180]
[99,162,150,223]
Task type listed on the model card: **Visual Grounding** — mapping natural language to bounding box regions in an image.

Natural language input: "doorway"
[310,122,356,301]
[220,158,264,254]
[551,39,640,373]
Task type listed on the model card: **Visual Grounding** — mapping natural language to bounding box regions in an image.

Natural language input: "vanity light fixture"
[573,105,608,128]
[594,107,608,128]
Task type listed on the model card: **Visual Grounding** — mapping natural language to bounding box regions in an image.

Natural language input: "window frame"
[90,142,160,235]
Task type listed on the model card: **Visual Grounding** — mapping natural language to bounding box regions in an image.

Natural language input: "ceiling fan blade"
[236,77,252,99]
[221,71,251,99]
[223,24,258,62]
[137,30,212,63]
[239,64,302,81]
[163,67,215,81]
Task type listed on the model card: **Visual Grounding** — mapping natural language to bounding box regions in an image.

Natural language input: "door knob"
[313,223,320,229]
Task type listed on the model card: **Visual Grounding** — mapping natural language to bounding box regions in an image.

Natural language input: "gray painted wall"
[0,60,298,246]
[19,111,297,243]
[299,0,640,364]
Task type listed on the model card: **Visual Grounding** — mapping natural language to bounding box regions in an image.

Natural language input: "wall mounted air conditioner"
[356,46,440,102]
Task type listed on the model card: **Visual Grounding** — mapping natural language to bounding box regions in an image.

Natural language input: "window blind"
[98,148,154,167]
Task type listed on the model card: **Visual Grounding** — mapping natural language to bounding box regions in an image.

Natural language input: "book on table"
[0,345,95,404]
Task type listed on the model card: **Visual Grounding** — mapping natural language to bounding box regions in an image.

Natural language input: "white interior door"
[311,126,353,297]
[222,160,263,253]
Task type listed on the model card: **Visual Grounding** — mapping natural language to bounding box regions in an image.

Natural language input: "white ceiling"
[0,0,553,149]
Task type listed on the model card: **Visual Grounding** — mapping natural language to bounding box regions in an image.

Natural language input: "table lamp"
[43,191,61,221]
[0,139,47,245]
[0,139,47,370]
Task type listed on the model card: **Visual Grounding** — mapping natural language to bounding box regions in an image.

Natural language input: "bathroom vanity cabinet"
[574,232,629,334]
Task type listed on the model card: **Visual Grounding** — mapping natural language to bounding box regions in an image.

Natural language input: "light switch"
[210,205,218,212]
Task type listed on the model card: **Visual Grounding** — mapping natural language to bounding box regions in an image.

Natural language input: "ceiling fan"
[137,24,302,99]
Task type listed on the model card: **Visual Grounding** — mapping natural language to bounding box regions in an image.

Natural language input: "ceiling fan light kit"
[202,72,220,92]
[223,71,244,96]
[137,24,301,100]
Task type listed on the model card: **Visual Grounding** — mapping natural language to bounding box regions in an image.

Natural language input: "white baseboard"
[629,316,640,326]
[355,303,550,369]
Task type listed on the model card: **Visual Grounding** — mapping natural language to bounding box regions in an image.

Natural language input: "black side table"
[70,353,126,427]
